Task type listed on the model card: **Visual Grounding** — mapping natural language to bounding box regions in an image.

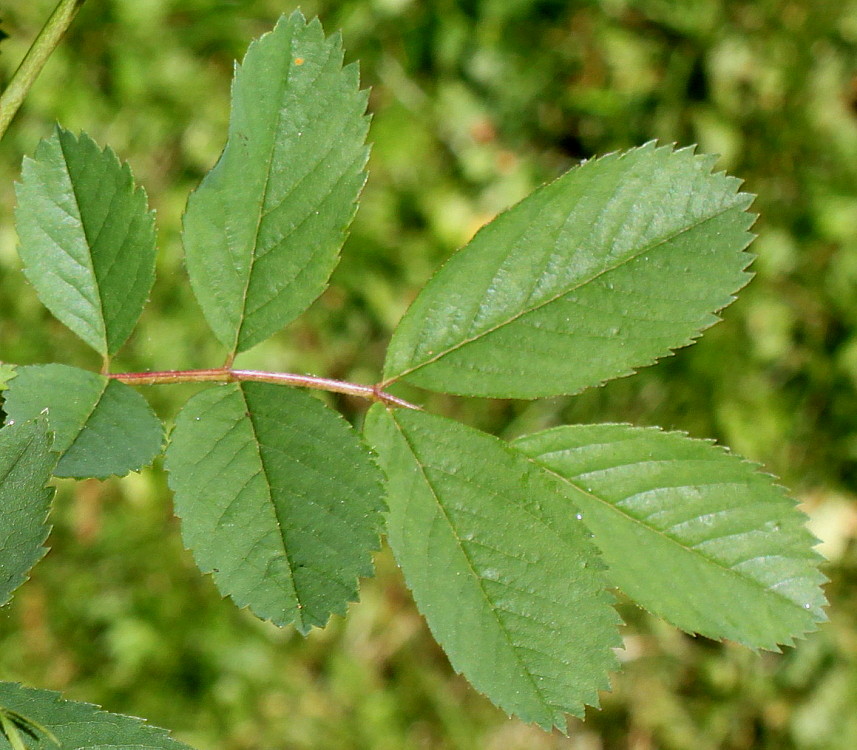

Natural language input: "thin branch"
[0,0,86,141]
[109,368,421,410]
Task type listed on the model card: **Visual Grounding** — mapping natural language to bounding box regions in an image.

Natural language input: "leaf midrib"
[0,425,51,606]
[0,426,42,490]
[59,375,109,463]
[230,76,286,356]
[232,34,330,354]
[241,142,363,325]
[236,384,304,629]
[527,453,810,615]
[390,412,565,724]
[58,132,109,356]
[387,198,746,384]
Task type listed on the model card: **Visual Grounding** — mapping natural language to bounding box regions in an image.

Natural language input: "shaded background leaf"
[514,423,827,650]
[0,365,15,391]
[165,383,385,633]
[0,420,55,608]
[3,364,163,479]
[14,127,156,358]
[384,143,755,398]
[365,405,621,729]
[182,11,370,355]
[0,682,193,749]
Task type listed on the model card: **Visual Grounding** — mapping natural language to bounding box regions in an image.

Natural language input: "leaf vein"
[530,459,811,612]
[390,201,744,383]
[391,413,558,712]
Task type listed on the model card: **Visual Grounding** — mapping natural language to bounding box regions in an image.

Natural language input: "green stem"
[0,0,86,141]
[109,368,421,410]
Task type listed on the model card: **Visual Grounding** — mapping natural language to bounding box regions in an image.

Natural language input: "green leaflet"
[165,383,385,634]
[14,127,156,358]
[383,143,755,398]
[0,682,193,749]
[182,11,370,355]
[364,405,621,730]
[513,424,828,650]
[0,420,56,608]
[3,364,164,479]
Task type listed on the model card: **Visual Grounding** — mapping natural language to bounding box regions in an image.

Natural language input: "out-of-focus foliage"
[1,1,856,748]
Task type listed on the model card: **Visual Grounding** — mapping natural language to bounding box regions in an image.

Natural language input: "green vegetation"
[1,1,856,749]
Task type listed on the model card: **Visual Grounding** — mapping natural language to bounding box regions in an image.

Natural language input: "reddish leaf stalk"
[108,368,420,410]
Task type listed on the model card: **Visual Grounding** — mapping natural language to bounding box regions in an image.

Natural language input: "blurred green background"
[2,0,857,748]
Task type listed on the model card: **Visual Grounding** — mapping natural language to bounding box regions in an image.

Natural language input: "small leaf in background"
[513,423,828,650]
[364,405,621,730]
[0,682,194,749]
[383,143,755,398]
[0,364,16,391]
[14,127,157,358]
[165,383,385,634]
[3,364,163,479]
[182,11,370,355]
[0,420,56,608]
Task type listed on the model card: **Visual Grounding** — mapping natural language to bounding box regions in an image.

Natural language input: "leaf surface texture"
[3,365,163,479]
[383,143,755,397]
[182,11,370,354]
[0,682,193,749]
[165,383,385,633]
[0,421,56,608]
[364,405,620,729]
[514,424,827,649]
[15,127,156,357]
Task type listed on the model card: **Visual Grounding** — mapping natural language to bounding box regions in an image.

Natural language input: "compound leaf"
[3,364,163,479]
[383,143,755,398]
[165,383,385,633]
[0,420,56,608]
[364,405,620,730]
[513,424,828,650]
[0,682,193,749]
[15,127,156,357]
[182,11,370,355]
